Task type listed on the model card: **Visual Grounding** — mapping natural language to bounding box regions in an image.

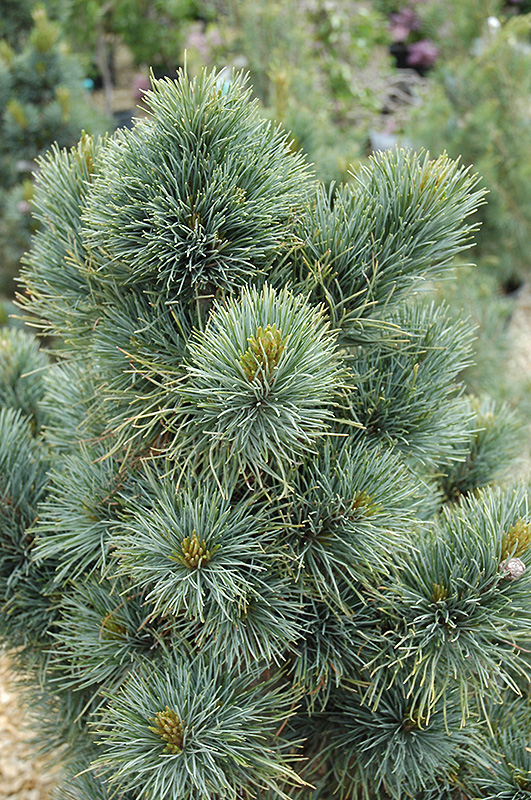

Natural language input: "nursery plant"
[0,4,107,295]
[417,0,506,60]
[58,0,212,115]
[404,12,531,288]
[1,69,530,800]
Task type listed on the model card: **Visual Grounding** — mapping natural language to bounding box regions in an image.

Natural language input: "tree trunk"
[96,26,113,118]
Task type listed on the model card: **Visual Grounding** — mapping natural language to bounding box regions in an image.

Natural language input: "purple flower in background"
[207,28,223,49]
[389,7,421,42]
[132,73,150,103]
[406,38,439,69]
[185,26,209,60]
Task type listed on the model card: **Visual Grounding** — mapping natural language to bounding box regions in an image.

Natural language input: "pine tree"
[0,69,530,800]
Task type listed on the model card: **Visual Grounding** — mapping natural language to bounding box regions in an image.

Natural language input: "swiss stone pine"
[0,69,529,800]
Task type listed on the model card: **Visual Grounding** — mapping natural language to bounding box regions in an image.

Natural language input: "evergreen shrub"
[1,69,530,800]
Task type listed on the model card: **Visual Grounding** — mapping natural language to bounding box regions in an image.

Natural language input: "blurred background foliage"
[0,3,109,296]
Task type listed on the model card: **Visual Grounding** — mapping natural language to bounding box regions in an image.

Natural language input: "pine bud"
[178,530,216,568]
[0,41,14,66]
[149,706,184,753]
[6,100,28,130]
[432,582,448,602]
[501,518,531,560]
[75,133,96,176]
[347,490,378,518]
[21,179,35,203]
[30,7,60,53]
[514,769,531,790]
[55,87,71,122]
[501,557,526,580]
[402,706,427,732]
[101,615,127,639]
[240,324,286,383]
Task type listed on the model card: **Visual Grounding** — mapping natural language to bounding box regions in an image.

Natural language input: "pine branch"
[438,395,523,501]
[282,149,486,344]
[0,327,49,430]
[180,284,347,478]
[345,301,475,465]
[94,657,305,800]
[371,487,531,719]
[82,69,313,305]
[19,134,105,342]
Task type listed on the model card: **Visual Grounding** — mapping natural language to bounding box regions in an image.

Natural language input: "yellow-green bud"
[501,518,531,561]
[240,324,286,383]
[177,530,217,568]
[6,99,28,130]
[55,86,71,122]
[30,7,59,53]
[149,706,184,754]
[0,41,14,65]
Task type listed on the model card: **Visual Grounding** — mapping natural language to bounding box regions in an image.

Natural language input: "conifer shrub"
[0,0,42,49]
[1,69,530,800]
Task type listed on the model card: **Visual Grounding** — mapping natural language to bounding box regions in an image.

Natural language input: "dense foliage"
[0,70,529,800]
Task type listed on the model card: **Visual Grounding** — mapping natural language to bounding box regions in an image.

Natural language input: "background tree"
[57,0,213,115]
[184,0,395,182]
[403,11,531,291]
[0,69,530,800]
[0,4,108,296]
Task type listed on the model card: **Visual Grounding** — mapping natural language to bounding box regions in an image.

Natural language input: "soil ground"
[0,657,61,798]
